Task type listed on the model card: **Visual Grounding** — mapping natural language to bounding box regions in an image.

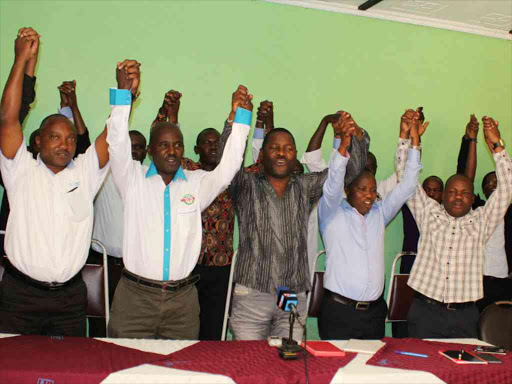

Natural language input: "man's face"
[262,131,297,179]
[148,126,184,178]
[129,132,147,164]
[194,130,220,167]
[36,119,76,173]
[443,176,475,218]
[365,154,377,176]
[422,178,443,204]
[482,173,497,200]
[347,173,378,216]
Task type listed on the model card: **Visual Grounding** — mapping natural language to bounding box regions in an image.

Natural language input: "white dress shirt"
[107,106,250,281]
[318,149,421,301]
[483,220,508,278]
[0,141,109,282]
[91,171,124,258]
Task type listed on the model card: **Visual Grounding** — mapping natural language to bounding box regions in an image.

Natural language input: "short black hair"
[262,128,296,150]
[129,130,147,143]
[423,175,444,189]
[347,170,376,190]
[39,114,76,133]
[445,173,473,193]
[149,122,181,145]
[482,171,496,190]
[196,128,219,146]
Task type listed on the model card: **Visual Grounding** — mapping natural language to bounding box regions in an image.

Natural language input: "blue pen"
[395,351,428,358]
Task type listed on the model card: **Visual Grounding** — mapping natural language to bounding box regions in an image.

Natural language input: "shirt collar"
[145,162,187,182]
[36,153,75,172]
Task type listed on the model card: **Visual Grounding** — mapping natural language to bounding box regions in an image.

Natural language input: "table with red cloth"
[366,337,512,384]
[0,334,500,384]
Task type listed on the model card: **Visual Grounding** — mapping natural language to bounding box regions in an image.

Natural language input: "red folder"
[302,341,346,357]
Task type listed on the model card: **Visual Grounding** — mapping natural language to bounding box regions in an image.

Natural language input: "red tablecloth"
[0,335,166,384]
[366,337,512,384]
[155,340,357,384]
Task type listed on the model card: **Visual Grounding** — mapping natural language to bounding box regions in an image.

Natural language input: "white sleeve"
[251,128,264,163]
[0,139,33,193]
[75,144,110,198]
[198,109,251,211]
[377,172,398,200]
[106,105,133,200]
[301,149,327,173]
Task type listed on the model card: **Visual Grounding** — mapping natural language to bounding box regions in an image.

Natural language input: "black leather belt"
[414,291,475,310]
[123,269,200,292]
[3,258,82,291]
[324,288,381,310]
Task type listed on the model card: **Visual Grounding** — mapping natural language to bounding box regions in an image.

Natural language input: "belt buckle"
[446,303,457,311]
[356,302,370,310]
[48,281,63,291]
[161,281,179,292]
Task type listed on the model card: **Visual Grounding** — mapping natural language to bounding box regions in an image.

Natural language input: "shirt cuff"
[58,106,74,120]
[333,138,341,150]
[398,137,411,147]
[234,108,252,126]
[331,149,350,167]
[253,128,265,139]
[109,88,132,106]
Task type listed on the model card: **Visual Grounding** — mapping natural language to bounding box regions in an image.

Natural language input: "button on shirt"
[0,141,109,282]
[318,148,421,301]
[398,140,512,303]
[107,106,250,281]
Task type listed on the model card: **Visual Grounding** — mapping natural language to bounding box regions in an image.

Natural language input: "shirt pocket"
[65,188,92,222]
[177,204,198,215]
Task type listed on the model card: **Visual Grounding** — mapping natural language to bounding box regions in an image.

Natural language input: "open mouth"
[275,158,287,167]
[363,200,373,208]
[56,151,69,158]
[166,157,177,165]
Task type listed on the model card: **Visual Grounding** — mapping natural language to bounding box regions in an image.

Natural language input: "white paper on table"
[342,339,385,354]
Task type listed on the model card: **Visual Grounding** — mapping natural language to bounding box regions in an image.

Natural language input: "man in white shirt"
[0,28,111,336]
[107,80,252,339]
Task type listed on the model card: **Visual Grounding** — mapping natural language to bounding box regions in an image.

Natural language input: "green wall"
[1,0,511,339]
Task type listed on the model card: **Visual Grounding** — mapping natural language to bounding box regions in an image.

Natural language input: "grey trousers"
[108,274,200,339]
[229,284,307,342]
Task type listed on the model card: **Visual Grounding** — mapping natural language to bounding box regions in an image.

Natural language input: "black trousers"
[192,263,231,341]
[318,292,387,340]
[0,268,87,336]
[407,297,479,339]
[87,248,124,307]
[476,275,512,313]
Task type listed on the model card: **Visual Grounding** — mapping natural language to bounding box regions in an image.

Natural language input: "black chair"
[478,301,512,350]
[386,252,416,324]
[307,251,325,318]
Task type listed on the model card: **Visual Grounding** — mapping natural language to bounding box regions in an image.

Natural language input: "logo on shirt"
[181,194,195,205]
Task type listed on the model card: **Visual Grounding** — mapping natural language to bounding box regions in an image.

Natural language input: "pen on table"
[68,187,78,193]
[394,351,428,358]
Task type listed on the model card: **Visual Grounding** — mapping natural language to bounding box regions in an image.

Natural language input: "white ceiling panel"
[265,0,512,40]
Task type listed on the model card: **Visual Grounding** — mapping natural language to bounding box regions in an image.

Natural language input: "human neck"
[200,161,217,172]
[159,171,176,186]
[265,173,290,197]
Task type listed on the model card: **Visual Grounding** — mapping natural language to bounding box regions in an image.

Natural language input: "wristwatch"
[493,139,505,150]
[468,138,477,143]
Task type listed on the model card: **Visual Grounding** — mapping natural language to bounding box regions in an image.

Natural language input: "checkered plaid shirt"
[396,138,512,303]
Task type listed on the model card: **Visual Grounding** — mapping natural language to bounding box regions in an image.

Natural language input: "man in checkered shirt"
[397,113,512,338]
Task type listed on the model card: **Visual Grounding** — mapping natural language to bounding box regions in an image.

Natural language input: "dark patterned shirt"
[181,157,235,267]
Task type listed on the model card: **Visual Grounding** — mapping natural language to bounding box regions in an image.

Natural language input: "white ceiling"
[265,0,512,40]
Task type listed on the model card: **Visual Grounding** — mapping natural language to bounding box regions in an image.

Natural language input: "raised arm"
[106,60,139,197]
[151,90,181,128]
[300,113,339,172]
[456,114,479,182]
[19,28,39,125]
[199,85,252,210]
[251,100,273,163]
[58,80,91,156]
[480,117,512,241]
[318,114,354,221]
[0,28,39,159]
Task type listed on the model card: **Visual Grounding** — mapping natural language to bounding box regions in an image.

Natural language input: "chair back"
[386,252,416,322]
[84,239,109,337]
[307,251,325,318]
[478,301,512,350]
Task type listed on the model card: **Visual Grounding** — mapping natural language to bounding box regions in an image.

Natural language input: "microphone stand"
[278,312,304,359]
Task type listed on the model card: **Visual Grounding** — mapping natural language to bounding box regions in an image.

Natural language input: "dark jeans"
[192,263,231,340]
[0,268,87,336]
[408,296,479,338]
[476,275,512,313]
[318,292,387,340]
[87,248,124,308]
[392,321,409,338]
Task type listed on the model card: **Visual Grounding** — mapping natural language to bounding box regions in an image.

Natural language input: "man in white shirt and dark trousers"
[317,110,423,340]
[0,28,111,336]
[107,80,252,339]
